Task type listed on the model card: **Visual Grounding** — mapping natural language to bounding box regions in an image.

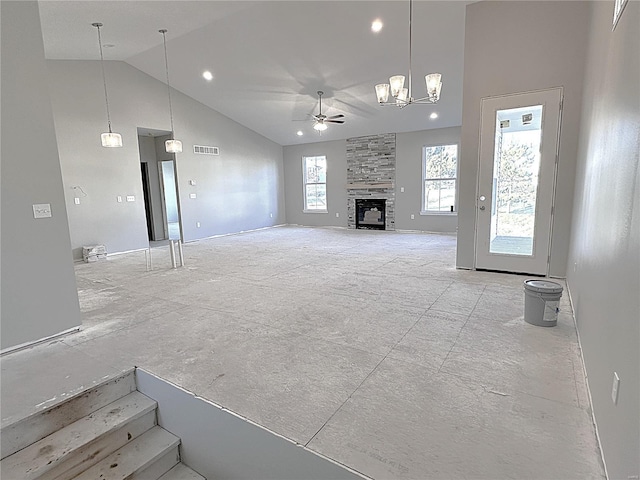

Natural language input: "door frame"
[473,87,563,276]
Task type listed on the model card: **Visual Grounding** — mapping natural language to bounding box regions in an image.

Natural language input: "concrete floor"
[1,226,604,479]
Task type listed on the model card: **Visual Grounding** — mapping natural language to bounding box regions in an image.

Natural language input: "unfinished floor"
[1,226,604,479]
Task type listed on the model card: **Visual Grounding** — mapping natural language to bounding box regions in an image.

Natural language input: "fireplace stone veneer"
[346,133,396,230]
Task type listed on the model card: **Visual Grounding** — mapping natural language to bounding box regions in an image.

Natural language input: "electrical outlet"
[74,197,80,205]
[400,187,405,193]
[336,212,340,218]
[196,222,201,228]
[270,213,273,218]
[411,214,415,220]
[189,193,197,199]
[612,372,620,404]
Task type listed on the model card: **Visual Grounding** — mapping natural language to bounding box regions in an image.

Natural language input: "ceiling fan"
[311,91,345,131]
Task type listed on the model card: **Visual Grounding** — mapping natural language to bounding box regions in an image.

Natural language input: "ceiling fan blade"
[326,114,345,120]
[325,120,345,124]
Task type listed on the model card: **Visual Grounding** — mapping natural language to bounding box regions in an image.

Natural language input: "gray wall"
[395,127,460,232]
[0,1,81,350]
[567,2,639,478]
[283,128,460,234]
[136,369,361,480]
[283,140,348,227]
[47,60,285,259]
[457,1,590,276]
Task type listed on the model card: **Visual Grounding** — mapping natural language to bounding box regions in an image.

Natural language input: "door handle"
[479,206,486,210]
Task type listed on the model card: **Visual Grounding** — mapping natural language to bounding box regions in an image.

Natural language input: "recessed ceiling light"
[202,70,213,81]
[296,130,304,136]
[430,112,438,119]
[371,19,383,33]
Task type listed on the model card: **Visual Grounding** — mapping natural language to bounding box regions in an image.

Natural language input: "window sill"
[420,211,457,217]
[303,209,328,214]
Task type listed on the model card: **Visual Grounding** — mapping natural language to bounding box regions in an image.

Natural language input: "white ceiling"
[38,1,469,146]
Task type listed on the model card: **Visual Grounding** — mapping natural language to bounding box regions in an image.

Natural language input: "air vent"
[193,145,219,155]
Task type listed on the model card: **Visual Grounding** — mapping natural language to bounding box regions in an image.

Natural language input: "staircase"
[0,369,204,480]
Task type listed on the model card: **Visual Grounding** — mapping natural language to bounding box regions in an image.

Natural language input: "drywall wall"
[47,60,284,259]
[395,127,460,232]
[283,140,348,227]
[567,2,639,478]
[138,135,165,240]
[136,369,361,480]
[0,1,81,350]
[457,1,590,276]
[283,128,460,233]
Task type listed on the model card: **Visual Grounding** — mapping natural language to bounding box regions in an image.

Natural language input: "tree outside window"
[423,145,458,213]
[303,156,327,211]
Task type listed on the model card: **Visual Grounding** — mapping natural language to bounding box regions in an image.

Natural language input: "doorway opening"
[137,128,182,246]
[475,88,562,275]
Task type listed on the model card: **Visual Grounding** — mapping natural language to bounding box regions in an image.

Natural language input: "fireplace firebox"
[355,199,386,230]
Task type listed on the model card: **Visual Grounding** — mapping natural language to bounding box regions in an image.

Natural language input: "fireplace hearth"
[355,199,386,230]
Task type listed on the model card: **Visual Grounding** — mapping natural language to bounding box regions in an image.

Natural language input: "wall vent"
[193,145,219,155]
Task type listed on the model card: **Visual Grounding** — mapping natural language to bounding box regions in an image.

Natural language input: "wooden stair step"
[1,369,136,460]
[74,426,180,480]
[0,391,156,480]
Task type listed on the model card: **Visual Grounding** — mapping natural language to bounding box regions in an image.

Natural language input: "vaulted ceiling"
[38,1,469,146]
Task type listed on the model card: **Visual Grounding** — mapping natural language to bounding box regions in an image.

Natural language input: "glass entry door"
[475,89,562,275]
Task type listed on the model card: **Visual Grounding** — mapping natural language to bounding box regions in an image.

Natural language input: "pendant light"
[374,0,442,108]
[159,29,182,153]
[92,23,122,147]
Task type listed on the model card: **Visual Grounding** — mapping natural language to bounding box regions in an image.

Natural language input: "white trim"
[422,143,459,214]
[420,211,457,216]
[303,209,328,214]
[302,155,328,212]
[1,326,81,356]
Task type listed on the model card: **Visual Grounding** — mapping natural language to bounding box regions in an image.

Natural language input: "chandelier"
[374,0,442,108]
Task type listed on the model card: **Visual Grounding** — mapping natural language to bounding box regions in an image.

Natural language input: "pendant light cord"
[160,29,175,138]
[93,23,113,134]
[407,0,413,101]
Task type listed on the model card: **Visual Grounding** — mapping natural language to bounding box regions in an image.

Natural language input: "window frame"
[421,143,459,215]
[302,155,328,213]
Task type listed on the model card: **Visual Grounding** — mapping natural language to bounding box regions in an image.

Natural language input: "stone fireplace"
[346,133,396,230]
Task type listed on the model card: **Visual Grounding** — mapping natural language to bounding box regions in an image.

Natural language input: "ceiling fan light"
[101,132,123,148]
[313,121,327,132]
[375,84,390,103]
[389,75,405,98]
[165,138,183,153]
[425,73,442,102]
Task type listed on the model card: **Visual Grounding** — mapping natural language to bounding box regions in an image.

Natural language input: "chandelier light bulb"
[375,84,390,103]
[389,75,406,98]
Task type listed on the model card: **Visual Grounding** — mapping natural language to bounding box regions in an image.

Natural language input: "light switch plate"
[33,203,52,219]
[189,193,197,199]
[74,197,80,205]
[117,196,122,203]
[126,195,135,202]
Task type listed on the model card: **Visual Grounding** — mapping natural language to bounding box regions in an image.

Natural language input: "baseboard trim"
[1,326,81,356]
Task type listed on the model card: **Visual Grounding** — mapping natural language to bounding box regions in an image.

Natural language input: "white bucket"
[523,280,563,327]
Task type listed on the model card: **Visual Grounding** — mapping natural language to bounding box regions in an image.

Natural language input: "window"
[303,156,327,212]
[422,144,458,213]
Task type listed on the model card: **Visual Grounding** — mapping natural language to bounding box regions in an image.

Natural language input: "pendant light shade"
[159,29,181,154]
[101,132,123,148]
[93,23,122,148]
[165,139,183,153]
